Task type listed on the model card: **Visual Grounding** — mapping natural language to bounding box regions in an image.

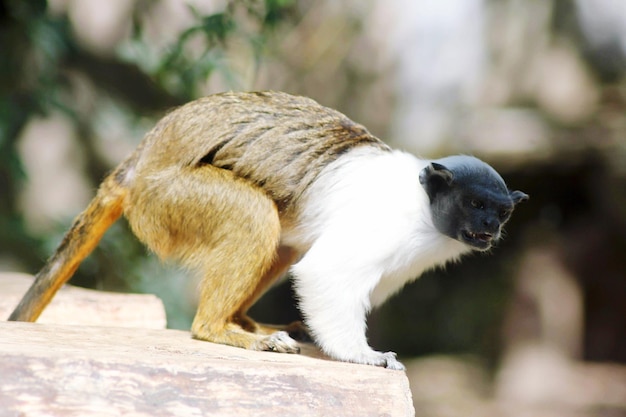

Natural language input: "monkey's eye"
[470,199,484,209]
[499,208,511,220]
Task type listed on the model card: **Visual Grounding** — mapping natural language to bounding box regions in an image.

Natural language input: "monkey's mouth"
[461,230,494,249]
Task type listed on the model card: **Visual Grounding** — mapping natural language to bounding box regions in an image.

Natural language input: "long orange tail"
[8,174,126,322]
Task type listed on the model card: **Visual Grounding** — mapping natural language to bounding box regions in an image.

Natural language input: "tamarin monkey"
[9,91,527,370]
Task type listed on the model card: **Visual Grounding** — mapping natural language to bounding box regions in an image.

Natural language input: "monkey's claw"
[380,351,405,371]
[253,331,300,354]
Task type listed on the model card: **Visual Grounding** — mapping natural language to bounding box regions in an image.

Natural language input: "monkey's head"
[419,155,528,251]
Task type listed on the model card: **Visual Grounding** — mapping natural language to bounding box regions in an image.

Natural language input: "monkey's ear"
[510,190,529,205]
[419,162,454,186]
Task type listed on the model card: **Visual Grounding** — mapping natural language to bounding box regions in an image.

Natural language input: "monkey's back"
[132,91,390,218]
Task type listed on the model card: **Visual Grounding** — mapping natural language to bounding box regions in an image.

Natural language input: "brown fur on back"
[133,92,390,222]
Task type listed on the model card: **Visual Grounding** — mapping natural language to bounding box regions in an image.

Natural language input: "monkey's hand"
[361,351,405,371]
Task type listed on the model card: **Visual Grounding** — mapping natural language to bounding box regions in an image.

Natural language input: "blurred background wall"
[1,0,625,415]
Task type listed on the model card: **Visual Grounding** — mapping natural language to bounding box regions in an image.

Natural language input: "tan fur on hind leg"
[231,246,303,338]
[124,163,298,352]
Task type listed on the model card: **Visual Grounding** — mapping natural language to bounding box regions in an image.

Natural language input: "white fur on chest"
[285,148,471,308]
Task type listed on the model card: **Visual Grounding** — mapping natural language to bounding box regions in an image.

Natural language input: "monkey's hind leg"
[125,164,299,354]
[233,245,311,341]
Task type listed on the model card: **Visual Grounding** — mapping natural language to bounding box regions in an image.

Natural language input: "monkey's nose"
[482,219,499,232]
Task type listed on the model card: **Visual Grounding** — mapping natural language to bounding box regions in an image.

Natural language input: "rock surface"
[0,273,415,416]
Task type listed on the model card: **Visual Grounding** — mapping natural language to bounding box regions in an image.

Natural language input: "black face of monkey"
[419,156,528,251]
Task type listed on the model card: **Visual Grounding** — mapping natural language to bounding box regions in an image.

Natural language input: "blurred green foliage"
[127,0,296,99]
[0,0,297,290]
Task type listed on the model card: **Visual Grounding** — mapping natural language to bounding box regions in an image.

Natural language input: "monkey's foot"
[252,331,300,354]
